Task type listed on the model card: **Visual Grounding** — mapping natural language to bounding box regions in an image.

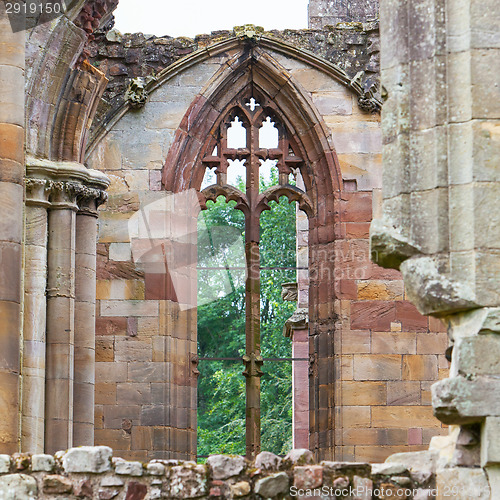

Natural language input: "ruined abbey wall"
[85,22,448,463]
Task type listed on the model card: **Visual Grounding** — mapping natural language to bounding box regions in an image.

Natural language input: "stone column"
[22,179,51,453]
[45,182,78,454]
[0,3,25,454]
[73,188,106,446]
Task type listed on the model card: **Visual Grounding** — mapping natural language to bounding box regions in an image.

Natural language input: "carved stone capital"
[26,178,52,208]
[49,181,83,211]
[77,186,108,217]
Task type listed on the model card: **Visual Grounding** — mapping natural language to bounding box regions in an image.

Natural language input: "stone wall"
[0,446,443,499]
[87,22,380,147]
[308,0,379,29]
[86,28,448,462]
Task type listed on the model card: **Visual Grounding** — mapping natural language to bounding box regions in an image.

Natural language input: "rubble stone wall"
[0,446,441,499]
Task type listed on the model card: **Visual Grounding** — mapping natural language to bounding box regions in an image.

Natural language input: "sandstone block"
[371,463,408,475]
[42,474,73,494]
[254,472,289,498]
[146,462,165,476]
[353,475,373,500]
[62,446,112,473]
[293,465,323,489]
[114,458,143,476]
[372,332,416,354]
[283,449,314,465]
[0,455,10,473]
[372,406,438,428]
[455,334,500,375]
[0,474,37,499]
[125,481,147,500]
[255,451,282,471]
[403,355,438,381]
[436,467,490,499]
[341,381,386,405]
[31,454,54,472]
[481,417,500,466]
[432,376,500,424]
[353,355,402,381]
[230,481,251,497]
[207,455,245,480]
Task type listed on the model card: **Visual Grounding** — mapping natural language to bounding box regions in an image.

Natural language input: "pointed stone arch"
[162,43,342,460]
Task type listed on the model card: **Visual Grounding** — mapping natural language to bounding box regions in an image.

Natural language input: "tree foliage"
[197,175,297,457]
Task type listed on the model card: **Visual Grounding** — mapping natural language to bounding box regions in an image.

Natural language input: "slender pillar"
[73,189,104,446]
[0,3,25,454]
[22,179,51,452]
[45,182,78,454]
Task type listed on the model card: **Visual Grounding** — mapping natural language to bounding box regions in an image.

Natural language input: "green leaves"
[197,190,297,457]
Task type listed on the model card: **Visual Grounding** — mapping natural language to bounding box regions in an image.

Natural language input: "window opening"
[259,116,279,149]
[198,95,310,460]
[226,116,247,149]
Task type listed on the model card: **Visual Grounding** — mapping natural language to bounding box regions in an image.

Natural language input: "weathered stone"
[0,455,11,473]
[114,458,144,476]
[170,464,208,498]
[371,463,407,475]
[31,454,54,472]
[254,472,289,498]
[230,481,251,497]
[432,376,500,424]
[207,455,245,480]
[0,474,37,499]
[101,476,125,487]
[481,417,500,466]
[293,465,323,489]
[99,489,120,500]
[255,452,282,472]
[385,450,439,474]
[62,446,113,473]
[436,467,490,499]
[74,479,94,498]
[283,449,314,465]
[332,476,349,489]
[42,474,73,494]
[146,462,166,476]
[353,476,373,500]
[125,481,148,500]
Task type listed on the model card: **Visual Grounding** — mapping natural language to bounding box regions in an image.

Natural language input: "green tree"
[197,176,297,458]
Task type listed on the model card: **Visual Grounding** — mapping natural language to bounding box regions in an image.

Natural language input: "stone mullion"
[45,183,78,454]
[0,6,25,454]
[73,190,105,447]
[243,116,262,461]
[21,180,52,453]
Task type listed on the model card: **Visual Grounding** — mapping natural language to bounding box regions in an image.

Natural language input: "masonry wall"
[86,28,448,463]
[0,446,445,499]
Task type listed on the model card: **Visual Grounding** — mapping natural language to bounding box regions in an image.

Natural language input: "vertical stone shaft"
[22,181,50,452]
[0,4,25,454]
[244,115,262,460]
[45,185,77,454]
[73,196,99,446]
